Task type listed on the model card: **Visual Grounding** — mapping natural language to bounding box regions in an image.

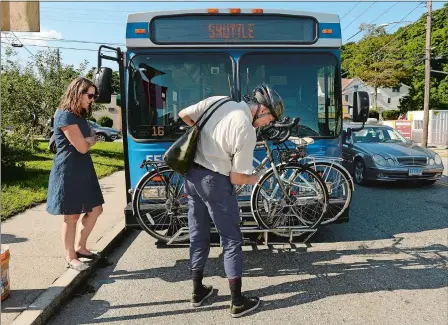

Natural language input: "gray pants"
[184,165,243,279]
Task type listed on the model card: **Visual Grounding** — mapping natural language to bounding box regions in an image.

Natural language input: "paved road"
[48,182,448,325]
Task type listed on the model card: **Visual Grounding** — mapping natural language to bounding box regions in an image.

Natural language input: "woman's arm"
[61,125,96,154]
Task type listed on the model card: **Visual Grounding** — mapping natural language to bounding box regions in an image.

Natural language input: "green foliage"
[342,4,448,114]
[1,132,31,178]
[1,142,124,220]
[88,116,97,123]
[1,46,91,168]
[382,110,401,120]
[97,116,114,127]
[368,110,379,119]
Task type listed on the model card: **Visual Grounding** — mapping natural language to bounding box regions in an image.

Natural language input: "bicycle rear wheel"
[132,167,190,243]
[306,161,353,225]
[251,163,329,232]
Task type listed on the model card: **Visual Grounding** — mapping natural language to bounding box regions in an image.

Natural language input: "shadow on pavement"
[67,233,446,323]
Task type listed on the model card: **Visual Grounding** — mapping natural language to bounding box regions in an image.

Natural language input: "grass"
[1,141,124,220]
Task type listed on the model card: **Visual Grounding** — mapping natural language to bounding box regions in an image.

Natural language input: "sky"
[1,1,446,71]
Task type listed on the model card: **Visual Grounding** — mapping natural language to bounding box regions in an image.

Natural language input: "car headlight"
[386,158,397,166]
[428,158,435,165]
[372,154,387,166]
[434,153,442,165]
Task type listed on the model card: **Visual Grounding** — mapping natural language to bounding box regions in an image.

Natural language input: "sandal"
[76,251,102,260]
[66,259,90,272]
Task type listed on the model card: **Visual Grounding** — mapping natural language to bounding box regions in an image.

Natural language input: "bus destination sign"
[150,15,316,44]
[208,23,255,40]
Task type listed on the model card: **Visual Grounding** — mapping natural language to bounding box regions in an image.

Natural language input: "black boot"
[228,278,260,318]
[191,269,213,307]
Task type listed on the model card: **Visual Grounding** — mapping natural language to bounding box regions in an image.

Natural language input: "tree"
[1,46,90,169]
[342,26,406,119]
[397,3,448,112]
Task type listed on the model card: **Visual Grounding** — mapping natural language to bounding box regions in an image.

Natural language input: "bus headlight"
[434,153,442,165]
[372,154,387,166]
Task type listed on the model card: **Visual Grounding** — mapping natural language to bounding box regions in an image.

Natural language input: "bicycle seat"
[288,136,315,147]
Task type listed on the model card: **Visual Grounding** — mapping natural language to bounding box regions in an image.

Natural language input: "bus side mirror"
[94,67,113,103]
[352,91,370,123]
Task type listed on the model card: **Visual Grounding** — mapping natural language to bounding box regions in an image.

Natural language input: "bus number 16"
[151,126,165,137]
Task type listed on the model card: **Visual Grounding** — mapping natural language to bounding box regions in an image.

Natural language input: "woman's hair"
[59,77,97,117]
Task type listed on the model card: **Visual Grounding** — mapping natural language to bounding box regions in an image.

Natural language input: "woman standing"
[47,77,104,271]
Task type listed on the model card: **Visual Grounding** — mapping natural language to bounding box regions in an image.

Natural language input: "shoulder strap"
[193,97,230,127]
[197,97,231,131]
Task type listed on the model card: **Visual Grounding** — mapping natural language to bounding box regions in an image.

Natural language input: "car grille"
[396,157,428,166]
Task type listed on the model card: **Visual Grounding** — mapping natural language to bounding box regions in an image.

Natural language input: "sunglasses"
[84,92,97,100]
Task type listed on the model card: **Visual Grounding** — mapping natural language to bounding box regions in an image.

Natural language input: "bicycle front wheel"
[132,167,190,243]
[251,163,329,231]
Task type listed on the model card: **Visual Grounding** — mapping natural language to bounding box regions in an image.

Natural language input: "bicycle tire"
[306,161,353,225]
[251,163,329,232]
[132,166,190,243]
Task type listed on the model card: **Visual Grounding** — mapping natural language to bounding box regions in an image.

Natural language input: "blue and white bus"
[94,8,367,228]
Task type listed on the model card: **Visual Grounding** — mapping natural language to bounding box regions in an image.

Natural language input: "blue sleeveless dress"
[46,109,104,215]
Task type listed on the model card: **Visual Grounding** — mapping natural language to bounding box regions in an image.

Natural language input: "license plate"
[408,168,422,176]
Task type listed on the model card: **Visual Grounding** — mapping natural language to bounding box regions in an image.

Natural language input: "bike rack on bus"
[165,225,318,246]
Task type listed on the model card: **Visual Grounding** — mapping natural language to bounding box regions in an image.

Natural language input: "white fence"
[407,110,448,146]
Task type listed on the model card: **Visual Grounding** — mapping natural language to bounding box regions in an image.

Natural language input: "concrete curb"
[11,219,127,325]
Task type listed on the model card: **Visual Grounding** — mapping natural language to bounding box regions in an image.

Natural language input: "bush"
[88,116,96,123]
[1,132,31,179]
[97,116,113,128]
[368,110,379,119]
[382,110,401,120]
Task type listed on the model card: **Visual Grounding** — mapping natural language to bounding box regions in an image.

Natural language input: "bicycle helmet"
[252,83,285,121]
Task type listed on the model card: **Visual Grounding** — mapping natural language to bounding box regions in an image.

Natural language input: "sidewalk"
[1,171,127,325]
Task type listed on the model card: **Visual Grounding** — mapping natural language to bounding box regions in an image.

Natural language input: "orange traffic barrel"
[1,245,11,301]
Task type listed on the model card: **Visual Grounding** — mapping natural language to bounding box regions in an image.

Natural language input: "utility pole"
[422,0,432,148]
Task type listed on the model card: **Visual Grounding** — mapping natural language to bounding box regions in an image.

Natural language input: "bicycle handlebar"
[259,117,300,145]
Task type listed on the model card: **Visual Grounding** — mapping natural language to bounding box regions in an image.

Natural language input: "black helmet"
[252,83,285,120]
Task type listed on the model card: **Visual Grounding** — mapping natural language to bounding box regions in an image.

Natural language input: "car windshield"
[352,127,408,144]
[89,121,101,128]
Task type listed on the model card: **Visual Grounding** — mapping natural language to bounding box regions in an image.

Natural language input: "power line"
[342,2,424,78]
[10,31,35,57]
[10,35,124,46]
[345,1,401,42]
[342,1,378,32]
[1,41,117,53]
[340,1,361,20]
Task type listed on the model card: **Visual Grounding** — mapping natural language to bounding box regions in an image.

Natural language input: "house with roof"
[342,78,410,118]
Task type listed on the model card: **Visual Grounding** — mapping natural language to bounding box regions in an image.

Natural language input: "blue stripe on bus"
[319,23,341,39]
[126,22,149,39]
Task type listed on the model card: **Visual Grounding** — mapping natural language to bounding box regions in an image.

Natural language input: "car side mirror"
[94,67,113,103]
[352,91,370,123]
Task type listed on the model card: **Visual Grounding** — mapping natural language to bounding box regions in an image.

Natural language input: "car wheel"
[354,159,368,186]
[96,133,107,142]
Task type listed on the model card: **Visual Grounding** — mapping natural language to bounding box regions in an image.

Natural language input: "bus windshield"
[128,53,233,140]
[240,52,341,137]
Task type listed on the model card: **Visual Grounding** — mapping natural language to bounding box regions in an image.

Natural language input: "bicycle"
[282,137,354,225]
[131,117,330,244]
